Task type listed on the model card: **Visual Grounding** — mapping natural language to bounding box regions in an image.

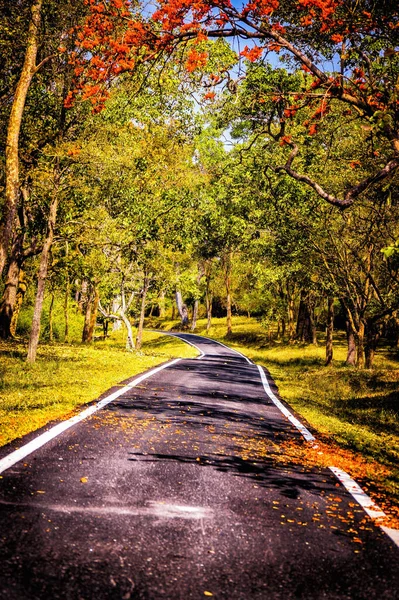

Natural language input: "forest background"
[1,0,399,517]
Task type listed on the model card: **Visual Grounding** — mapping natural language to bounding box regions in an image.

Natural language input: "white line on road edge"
[257,365,315,442]
[143,330,205,359]
[329,466,385,519]
[329,466,399,549]
[168,334,206,359]
[0,358,181,475]
[207,337,253,364]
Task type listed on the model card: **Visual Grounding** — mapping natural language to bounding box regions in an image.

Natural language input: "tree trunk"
[0,0,42,277]
[281,318,286,338]
[48,291,55,342]
[205,272,213,333]
[27,192,58,363]
[365,322,382,369]
[224,251,233,336]
[191,264,204,332]
[175,290,189,327]
[10,270,27,337]
[82,289,93,343]
[120,312,134,351]
[288,296,295,343]
[158,290,166,318]
[191,299,199,332]
[87,286,99,342]
[345,319,356,366]
[355,321,365,369]
[0,231,24,339]
[136,276,150,350]
[325,296,334,366]
[296,290,316,343]
[64,277,70,343]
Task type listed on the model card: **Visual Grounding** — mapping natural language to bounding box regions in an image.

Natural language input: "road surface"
[0,333,398,599]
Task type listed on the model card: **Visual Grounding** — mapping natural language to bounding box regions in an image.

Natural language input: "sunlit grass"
[0,329,197,447]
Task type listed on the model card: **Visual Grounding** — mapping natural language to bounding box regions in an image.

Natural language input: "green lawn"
[0,330,197,447]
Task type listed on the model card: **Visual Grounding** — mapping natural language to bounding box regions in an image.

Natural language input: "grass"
[0,329,197,447]
[152,315,399,511]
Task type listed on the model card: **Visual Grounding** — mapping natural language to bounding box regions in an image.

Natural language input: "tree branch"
[275,144,399,208]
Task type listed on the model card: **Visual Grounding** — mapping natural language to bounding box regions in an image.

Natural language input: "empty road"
[0,334,398,599]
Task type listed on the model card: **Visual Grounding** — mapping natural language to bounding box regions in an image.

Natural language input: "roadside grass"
[151,315,399,512]
[0,330,197,447]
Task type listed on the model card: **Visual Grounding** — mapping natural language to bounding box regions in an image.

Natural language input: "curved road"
[0,334,398,599]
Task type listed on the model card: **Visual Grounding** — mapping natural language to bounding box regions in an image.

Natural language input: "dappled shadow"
[127,450,330,500]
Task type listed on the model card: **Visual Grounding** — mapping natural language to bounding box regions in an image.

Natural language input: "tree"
[69,0,399,209]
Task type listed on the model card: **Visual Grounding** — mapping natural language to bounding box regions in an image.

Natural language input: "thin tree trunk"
[288,296,295,343]
[356,321,365,369]
[121,312,134,351]
[27,193,58,363]
[136,276,150,350]
[0,0,43,276]
[0,235,24,339]
[87,286,99,342]
[325,296,334,366]
[281,318,286,338]
[10,270,27,337]
[345,319,356,366]
[48,291,55,342]
[191,299,199,332]
[175,290,189,327]
[205,272,213,333]
[224,251,232,336]
[64,278,70,343]
[82,289,93,343]
[365,322,382,369]
[158,290,166,318]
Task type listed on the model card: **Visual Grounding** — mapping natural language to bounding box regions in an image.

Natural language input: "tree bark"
[345,319,356,366]
[191,265,204,332]
[27,192,58,363]
[175,290,189,327]
[325,296,334,366]
[296,290,315,343]
[48,291,55,342]
[0,0,43,276]
[82,288,93,343]
[365,322,382,369]
[0,230,25,339]
[158,290,166,318]
[355,321,365,369]
[224,251,233,336]
[10,270,27,337]
[288,296,295,343]
[87,286,99,342]
[64,278,70,343]
[136,275,150,350]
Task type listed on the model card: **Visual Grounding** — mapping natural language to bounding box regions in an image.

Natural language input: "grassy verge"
[0,330,197,447]
[152,315,399,514]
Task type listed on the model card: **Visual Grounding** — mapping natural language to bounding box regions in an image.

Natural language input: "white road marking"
[144,330,205,359]
[257,365,315,442]
[0,359,181,475]
[329,466,399,549]
[328,466,385,519]
[204,337,253,364]
[171,335,206,359]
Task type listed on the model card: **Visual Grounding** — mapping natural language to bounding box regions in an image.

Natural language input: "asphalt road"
[0,334,398,600]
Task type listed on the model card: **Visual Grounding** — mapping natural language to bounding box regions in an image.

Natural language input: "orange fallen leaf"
[80,477,88,483]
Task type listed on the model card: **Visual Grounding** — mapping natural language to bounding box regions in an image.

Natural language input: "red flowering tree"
[69,0,399,207]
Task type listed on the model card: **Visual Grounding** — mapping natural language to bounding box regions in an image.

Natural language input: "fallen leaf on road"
[80,477,88,483]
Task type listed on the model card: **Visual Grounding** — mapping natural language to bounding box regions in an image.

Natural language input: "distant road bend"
[0,333,398,599]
